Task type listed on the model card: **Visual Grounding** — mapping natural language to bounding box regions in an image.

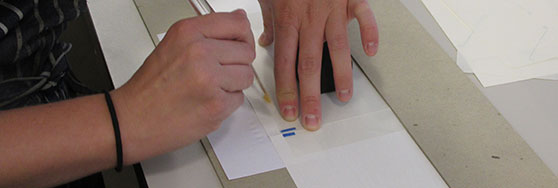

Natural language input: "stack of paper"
[420,0,558,86]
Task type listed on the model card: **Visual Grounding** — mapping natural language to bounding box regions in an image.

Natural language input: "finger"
[224,91,245,117]
[219,65,254,92]
[214,91,245,121]
[298,20,326,131]
[349,0,379,56]
[193,9,255,48]
[273,7,300,122]
[207,39,256,65]
[325,9,353,102]
[257,0,274,46]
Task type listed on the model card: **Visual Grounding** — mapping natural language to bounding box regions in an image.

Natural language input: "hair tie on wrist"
[104,91,123,172]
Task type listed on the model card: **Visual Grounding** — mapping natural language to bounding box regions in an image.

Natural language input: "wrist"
[109,88,143,165]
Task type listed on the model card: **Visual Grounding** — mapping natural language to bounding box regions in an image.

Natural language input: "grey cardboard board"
[348,0,558,187]
[132,0,558,187]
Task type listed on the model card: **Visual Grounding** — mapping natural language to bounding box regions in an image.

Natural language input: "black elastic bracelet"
[104,91,123,172]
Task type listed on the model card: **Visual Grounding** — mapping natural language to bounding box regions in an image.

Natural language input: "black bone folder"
[296,42,351,93]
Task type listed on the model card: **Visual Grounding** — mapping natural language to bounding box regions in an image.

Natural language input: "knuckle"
[207,96,227,117]
[274,55,292,70]
[172,19,193,34]
[246,46,256,62]
[298,55,321,75]
[328,34,349,51]
[360,23,377,33]
[249,51,256,62]
[237,69,255,90]
[301,95,320,106]
[244,71,255,89]
[328,0,344,10]
[352,0,370,13]
[276,19,297,31]
[187,40,210,58]
[277,89,297,100]
[274,56,296,72]
[194,69,217,89]
[240,19,251,31]
[275,6,298,29]
[231,13,251,30]
[302,3,318,24]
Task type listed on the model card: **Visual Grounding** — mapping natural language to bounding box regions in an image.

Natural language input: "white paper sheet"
[273,131,448,188]
[207,99,285,180]
[205,0,447,186]
[420,0,558,86]
[242,30,448,187]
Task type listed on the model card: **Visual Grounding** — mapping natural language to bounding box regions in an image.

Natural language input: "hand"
[112,10,255,163]
[257,0,379,131]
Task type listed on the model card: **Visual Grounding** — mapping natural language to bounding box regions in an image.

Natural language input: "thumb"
[258,0,274,46]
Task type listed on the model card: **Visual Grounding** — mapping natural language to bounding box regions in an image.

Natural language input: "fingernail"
[338,89,351,101]
[366,42,377,55]
[304,114,319,130]
[282,106,297,121]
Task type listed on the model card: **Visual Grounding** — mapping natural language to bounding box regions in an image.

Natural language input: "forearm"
[0,93,117,187]
[0,10,257,187]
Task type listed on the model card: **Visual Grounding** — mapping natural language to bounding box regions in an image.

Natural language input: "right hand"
[112,10,255,164]
[257,0,379,131]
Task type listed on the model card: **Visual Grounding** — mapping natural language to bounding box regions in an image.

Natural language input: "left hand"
[257,0,379,131]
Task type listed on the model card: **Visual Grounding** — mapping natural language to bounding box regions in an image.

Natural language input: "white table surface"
[87,0,558,187]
